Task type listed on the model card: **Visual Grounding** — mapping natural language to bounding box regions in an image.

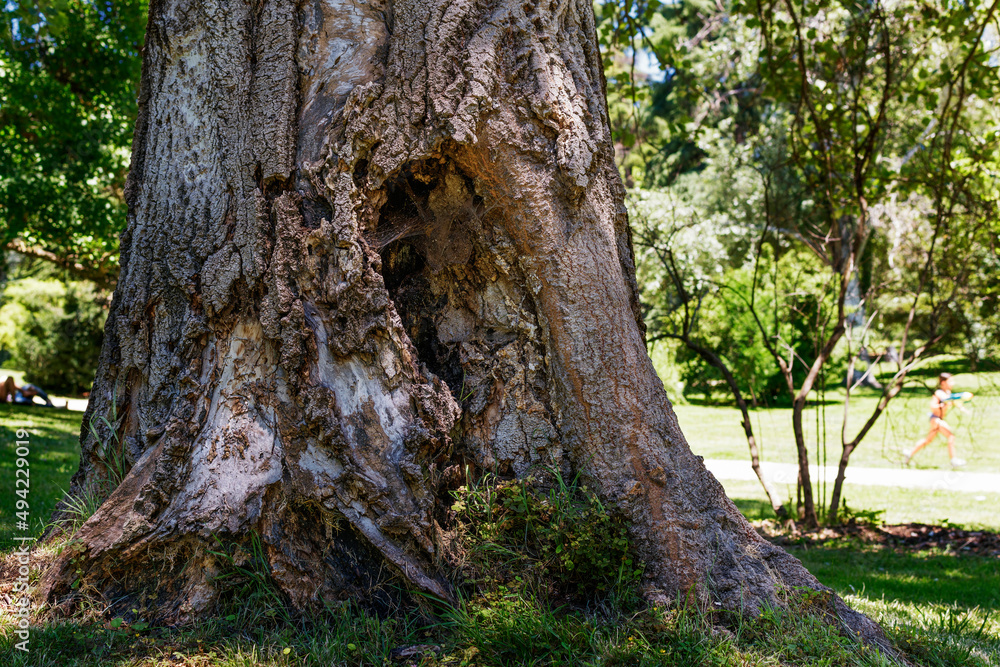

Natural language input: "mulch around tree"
[756,520,1000,558]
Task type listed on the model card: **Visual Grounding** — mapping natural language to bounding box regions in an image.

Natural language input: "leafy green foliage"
[624,0,1000,383]
[0,276,108,394]
[606,0,1000,523]
[0,0,147,280]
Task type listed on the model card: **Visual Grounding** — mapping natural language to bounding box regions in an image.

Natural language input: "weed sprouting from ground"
[451,468,644,609]
[86,411,129,493]
[43,386,131,543]
[54,486,103,534]
[208,532,293,629]
[837,502,888,528]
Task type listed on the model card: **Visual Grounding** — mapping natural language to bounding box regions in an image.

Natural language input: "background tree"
[0,269,108,394]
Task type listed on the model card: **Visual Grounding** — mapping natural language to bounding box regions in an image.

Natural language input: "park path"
[63,398,89,412]
[704,459,1000,494]
[43,397,89,412]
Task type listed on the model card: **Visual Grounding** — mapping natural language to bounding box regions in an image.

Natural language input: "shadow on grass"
[3,576,994,667]
[0,405,82,549]
[727,494,1000,613]
[791,543,1000,612]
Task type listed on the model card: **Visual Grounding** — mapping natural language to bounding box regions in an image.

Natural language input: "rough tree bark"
[40,0,890,649]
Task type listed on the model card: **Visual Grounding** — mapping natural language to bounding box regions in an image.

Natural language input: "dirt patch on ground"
[0,541,62,619]
[756,520,1000,558]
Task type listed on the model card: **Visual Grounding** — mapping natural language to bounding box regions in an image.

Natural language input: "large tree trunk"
[40,0,888,649]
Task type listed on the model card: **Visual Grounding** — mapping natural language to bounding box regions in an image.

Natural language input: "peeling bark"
[41,0,892,652]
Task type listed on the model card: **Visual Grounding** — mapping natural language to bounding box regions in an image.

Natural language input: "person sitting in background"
[1,376,55,407]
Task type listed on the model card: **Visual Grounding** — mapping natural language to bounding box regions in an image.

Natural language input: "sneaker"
[902,449,914,466]
[950,457,966,468]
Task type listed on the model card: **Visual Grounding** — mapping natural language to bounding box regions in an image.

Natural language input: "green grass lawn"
[672,368,1000,473]
[668,362,1000,531]
[793,544,1000,612]
[795,542,1000,663]
[0,405,83,550]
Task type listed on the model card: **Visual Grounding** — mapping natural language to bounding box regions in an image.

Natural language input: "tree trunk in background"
[40,0,888,648]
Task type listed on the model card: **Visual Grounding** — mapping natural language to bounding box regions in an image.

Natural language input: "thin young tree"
[748,0,1000,524]
[630,200,789,519]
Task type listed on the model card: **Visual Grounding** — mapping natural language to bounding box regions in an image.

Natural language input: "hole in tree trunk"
[369,162,560,476]
[374,170,464,395]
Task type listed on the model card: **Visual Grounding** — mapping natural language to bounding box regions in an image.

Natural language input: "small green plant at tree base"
[452,467,644,604]
[838,502,888,528]
[58,486,105,534]
[86,380,130,493]
[208,531,293,628]
[50,385,131,537]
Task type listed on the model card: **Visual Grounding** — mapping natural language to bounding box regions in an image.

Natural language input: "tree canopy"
[598,0,1000,522]
[0,0,146,287]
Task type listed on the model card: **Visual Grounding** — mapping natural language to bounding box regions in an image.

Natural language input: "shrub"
[0,277,108,394]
